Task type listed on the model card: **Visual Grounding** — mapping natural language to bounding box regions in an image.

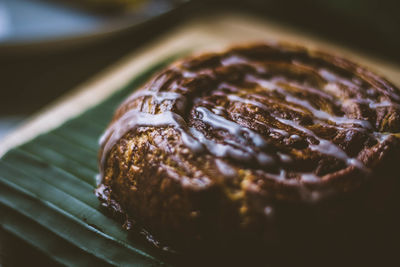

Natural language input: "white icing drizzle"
[218,82,240,93]
[215,159,237,178]
[226,89,305,114]
[246,74,280,91]
[319,69,358,88]
[137,90,187,112]
[368,101,394,109]
[300,173,320,182]
[195,107,269,149]
[269,128,290,137]
[319,69,400,107]
[284,95,372,129]
[265,169,287,181]
[247,74,372,129]
[275,117,366,170]
[121,90,184,108]
[323,82,341,96]
[373,132,394,143]
[136,91,183,103]
[99,54,400,187]
[99,110,204,183]
[190,127,275,166]
[221,55,266,73]
[277,152,292,163]
[264,169,321,185]
[221,55,249,66]
[290,134,301,140]
[211,107,225,115]
[227,94,269,110]
[100,111,200,153]
[250,94,307,114]
[284,80,336,101]
[345,98,400,109]
[182,71,197,78]
[189,127,252,161]
[226,94,290,137]
[99,106,277,183]
[182,69,215,79]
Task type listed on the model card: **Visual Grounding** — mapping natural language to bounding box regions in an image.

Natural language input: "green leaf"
[0,56,180,266]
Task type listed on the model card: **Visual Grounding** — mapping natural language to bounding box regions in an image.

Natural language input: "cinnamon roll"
[96,43,400,262]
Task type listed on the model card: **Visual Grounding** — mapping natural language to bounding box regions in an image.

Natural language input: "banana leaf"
[0,57,178,266]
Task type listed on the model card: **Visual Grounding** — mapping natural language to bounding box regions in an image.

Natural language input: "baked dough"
[96,43,400,260]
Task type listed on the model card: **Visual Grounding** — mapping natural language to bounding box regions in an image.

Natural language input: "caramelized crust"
[96,43,400,258]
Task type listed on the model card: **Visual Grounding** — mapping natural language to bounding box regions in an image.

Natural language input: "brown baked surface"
[96,43,400,262]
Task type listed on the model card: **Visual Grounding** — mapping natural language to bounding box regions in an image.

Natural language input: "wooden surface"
[1,12,400,157]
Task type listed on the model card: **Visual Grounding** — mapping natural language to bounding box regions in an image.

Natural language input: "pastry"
[96,43,400,263]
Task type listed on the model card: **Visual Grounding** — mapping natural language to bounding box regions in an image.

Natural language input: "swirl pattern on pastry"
[96,43,400,253]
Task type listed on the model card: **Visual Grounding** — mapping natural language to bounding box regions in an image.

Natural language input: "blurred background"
[0,0,400,265]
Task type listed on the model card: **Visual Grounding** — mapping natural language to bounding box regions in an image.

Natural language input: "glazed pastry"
[96,43,400,261]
